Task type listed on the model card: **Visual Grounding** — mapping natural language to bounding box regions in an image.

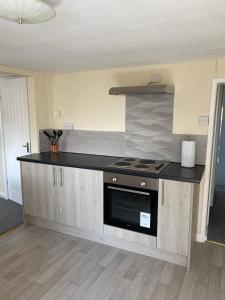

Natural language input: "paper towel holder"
[181,138,196,168]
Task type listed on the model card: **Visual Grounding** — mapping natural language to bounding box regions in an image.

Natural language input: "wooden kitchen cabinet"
[21,160,200,267]
[21,162,59,222]
[21,162,104,234]
[59,166,103,233]
[157,179,194,256]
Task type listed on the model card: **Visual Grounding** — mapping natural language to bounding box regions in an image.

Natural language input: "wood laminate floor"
[0,225,224,300]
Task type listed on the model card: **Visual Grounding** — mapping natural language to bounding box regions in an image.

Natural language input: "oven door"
[104,184,157,236]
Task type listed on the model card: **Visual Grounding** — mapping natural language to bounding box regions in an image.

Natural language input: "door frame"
[0,98,8,200]
[200,77,225,242]
[0,77,31,202]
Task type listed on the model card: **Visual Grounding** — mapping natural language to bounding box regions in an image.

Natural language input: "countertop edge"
[159,175,201,184]
[18,155,204,184]
[17,157,104,172]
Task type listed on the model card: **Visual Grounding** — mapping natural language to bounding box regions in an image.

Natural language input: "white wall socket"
[63,122,74,130]
[199,116,209,125]
[52,110,61,118]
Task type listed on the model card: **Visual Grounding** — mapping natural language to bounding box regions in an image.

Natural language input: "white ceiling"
[0,0,225,73]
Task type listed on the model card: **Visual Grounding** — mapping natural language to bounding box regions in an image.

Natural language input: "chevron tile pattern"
[125,94,174,160]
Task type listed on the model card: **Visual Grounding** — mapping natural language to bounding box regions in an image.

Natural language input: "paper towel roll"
[181,140,196,168]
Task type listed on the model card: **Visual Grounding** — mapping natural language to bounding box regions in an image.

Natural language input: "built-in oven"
[104,172,158,236]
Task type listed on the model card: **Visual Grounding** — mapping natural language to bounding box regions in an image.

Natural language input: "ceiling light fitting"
[0,0,56,25]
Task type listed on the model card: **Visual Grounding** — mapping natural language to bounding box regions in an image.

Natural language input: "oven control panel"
[104,172,158,191]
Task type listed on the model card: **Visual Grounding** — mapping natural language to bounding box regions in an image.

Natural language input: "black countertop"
[17,152,204,184]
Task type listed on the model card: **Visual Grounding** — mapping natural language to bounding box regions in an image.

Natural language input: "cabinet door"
[21,162,59,221]
[157,179,193,256]
[59,166,103,233]
[57,166,77,226]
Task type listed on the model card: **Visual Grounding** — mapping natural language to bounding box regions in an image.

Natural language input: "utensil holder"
[50,143,58,153]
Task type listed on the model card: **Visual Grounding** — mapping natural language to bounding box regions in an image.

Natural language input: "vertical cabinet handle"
[53,167,57,186]
[161,180,165,206]
[60,168,64,187]
[52,167,64,216]
[59,168,64,216]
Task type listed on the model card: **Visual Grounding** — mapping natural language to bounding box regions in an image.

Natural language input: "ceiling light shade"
[0,0,56,24]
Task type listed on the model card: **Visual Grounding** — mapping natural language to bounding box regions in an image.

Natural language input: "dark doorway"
[208,91,225,244]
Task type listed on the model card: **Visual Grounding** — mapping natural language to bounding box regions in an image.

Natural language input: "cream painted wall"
[47,72,126,131]
[48,59,218,135]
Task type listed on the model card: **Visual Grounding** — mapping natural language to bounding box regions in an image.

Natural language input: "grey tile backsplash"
[39,130,125,157]
[39,129,207,164]
[125,94,174,160]
[39,95,207,164]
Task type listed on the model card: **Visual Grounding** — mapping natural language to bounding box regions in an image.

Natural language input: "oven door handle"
[107,186,150,196]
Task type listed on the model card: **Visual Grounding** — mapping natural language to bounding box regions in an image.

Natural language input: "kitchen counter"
[17,151,118,171]
[17,152,204,184]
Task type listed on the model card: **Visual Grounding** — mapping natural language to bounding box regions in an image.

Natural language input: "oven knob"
[141,181,146,187]
[112,177,118,182]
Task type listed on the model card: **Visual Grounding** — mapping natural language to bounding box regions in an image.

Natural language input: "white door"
[0,77,30,204]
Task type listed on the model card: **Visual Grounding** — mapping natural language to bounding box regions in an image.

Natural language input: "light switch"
[151,73,161,83]
[199,116,209,126]
[63,122,74,130]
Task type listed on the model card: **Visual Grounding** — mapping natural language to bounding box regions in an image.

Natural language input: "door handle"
[59,168,64,216]
[53,167,57,186]
[22,142,30,153]
[107,186,150,196]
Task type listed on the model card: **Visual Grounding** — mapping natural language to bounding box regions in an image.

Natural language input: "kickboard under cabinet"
[103,224,157,247]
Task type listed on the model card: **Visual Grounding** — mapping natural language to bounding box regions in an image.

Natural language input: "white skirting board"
[0,192,7,199]
[194,233,207,243]
[26,214,188,267]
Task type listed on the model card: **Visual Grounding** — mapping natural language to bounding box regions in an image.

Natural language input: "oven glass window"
[109,188,150,226]
[104,181,158,236]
